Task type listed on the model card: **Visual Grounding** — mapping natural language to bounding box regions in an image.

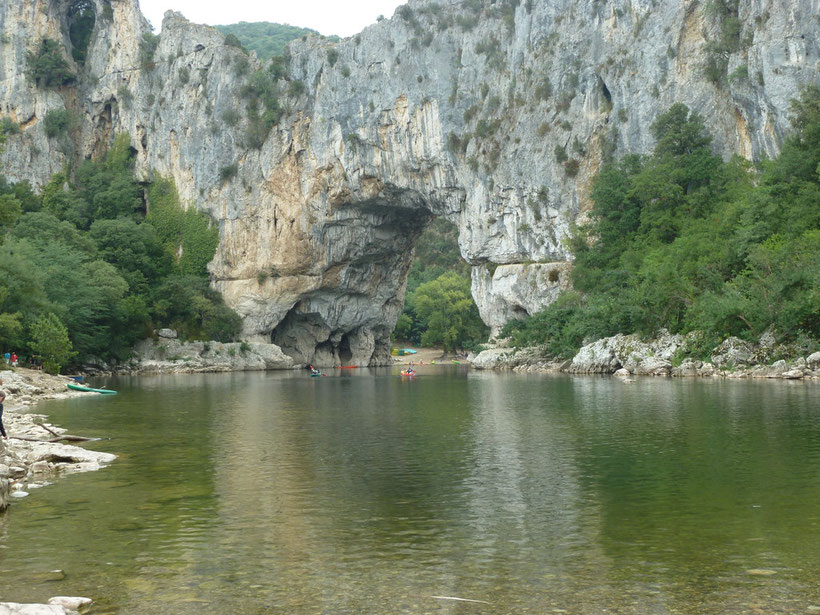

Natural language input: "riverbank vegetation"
[394,218,488,351]
[0,134,241,373]
[503,86,820,359]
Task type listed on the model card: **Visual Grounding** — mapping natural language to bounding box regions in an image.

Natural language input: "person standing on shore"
[0,380,6,439]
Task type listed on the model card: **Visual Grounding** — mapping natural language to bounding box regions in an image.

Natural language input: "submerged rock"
[47,597,92,611]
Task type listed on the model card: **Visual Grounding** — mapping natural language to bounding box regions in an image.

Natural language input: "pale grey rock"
[47,598,92,611]
[672,359,719,377]
[8,466,25,479]
[632,358,672,376]
[698,363,717,376]
[21,442,115,471]
[29,461,51,474]
[0,477,8,511]
[711,338,755,368]
[569,336,625,374]
[128,338,295,371]
[469,343,564,371]
[613,368,631,377]
[746,364,776,378]
[770,359,788,372]
[781,369,805,379]
[473,262,571,337]
[672,359,701,377]
[570,331,682,374]
[156,328,178,339]
[470,347,519,369]
[0,0,816,364]
[0,405,117,512]
[0,604,72,615]
[808,352,820,369]
[758,329,777,352]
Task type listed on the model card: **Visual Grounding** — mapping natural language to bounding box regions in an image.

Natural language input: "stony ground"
[1,369,110,613]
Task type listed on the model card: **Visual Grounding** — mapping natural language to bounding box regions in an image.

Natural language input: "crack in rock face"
[1,0,815,365]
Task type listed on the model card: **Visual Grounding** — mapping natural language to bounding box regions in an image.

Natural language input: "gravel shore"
[1,368,113,614]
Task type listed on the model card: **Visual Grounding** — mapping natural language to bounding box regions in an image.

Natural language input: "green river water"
[0,368,819,614]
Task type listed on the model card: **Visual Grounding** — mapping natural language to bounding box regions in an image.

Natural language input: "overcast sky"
[137,0,405,37]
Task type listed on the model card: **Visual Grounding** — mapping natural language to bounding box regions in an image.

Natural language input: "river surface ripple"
[1,369,818,614]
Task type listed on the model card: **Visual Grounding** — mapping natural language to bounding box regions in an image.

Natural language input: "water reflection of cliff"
[204,371,820,613]
[9,372,817,613]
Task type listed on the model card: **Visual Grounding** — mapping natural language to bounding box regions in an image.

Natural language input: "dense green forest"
[503,86,820,360]
[394,218,487,351]
[0,134,241,373]
[215,22,337,60]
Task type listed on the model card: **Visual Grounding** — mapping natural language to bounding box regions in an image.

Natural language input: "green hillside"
[215,22,337,60]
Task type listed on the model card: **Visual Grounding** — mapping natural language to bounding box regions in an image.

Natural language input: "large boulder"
[570,331,683,375]
[711,337,755,368]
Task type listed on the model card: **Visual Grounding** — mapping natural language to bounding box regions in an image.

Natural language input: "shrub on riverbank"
[503,87,820,358]
[395,218,488,351]
[0,134,241,370]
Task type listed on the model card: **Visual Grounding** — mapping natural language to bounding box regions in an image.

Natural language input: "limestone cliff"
[0,0,817,364]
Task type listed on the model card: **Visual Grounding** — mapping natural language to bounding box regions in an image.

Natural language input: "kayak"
[391,348,419,356]
[67,382,117,395]
[337,365,358,369]
[400,371,417,377]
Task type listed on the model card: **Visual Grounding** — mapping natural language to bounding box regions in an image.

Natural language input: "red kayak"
[336,365,359,369]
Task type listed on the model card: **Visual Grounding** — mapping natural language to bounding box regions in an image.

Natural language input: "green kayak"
[67,382,117,395]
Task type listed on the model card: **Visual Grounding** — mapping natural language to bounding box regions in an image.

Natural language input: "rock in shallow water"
[47,597,92,610]
[0,604,72,615]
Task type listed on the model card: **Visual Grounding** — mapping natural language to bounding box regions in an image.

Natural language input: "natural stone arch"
[5,1,800,370]
[265,188,440,367]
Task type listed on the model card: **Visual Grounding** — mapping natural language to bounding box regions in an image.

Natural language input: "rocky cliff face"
[0,0,817,364]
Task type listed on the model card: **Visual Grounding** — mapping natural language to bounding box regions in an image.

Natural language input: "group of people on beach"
[2,351,42,370]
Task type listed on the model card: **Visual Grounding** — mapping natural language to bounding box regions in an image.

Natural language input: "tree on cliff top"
[215,22,327,60]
